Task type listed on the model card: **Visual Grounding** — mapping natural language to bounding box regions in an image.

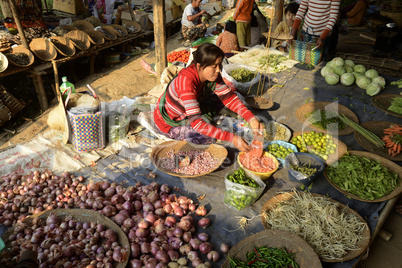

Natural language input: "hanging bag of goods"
[289,27,323,66]
[66,85,105,152]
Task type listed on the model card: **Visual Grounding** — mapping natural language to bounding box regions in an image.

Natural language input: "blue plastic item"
[285,152,324,187]
[265,140,298,166]
[0,237,5,252]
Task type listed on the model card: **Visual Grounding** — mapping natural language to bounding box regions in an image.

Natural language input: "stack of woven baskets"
[0,85,25,127]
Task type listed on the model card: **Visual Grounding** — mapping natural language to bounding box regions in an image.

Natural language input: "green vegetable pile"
[306,110,345,131]
[226,168,260,188]
[230,68,255,83]
[326,154,400,200]
[291,131,337,161]
[290,164,317,178]
[390,78,402,88]
[258,54,288,72]
[228,246,299,268]
[267,143,294,160]
[388,97,402,115]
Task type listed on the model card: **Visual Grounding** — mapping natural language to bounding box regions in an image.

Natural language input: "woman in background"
[216,21,239,57]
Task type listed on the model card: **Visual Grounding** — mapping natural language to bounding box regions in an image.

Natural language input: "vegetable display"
[326,154,400,200]
[228,246,299,268]
[167,50,190,63]
[390,78,402,88]
[291,132,337,161]
[239,152,277,173]
[388,97,402,114]
[226,168,260,188]
[382,124,402,157]
[230,68,255,83]
[262,191,367,260]
[258,54,288,72]
[289,164,317,178]
[263,122,289,141]
[267,143,295,160]
[306,110,344,131]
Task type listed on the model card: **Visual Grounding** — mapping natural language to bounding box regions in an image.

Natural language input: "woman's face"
[285,12,296,28]
[197,58,223,82]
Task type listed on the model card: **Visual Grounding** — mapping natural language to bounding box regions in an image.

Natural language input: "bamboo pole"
[8,0,29,49]
[152,0,167,77]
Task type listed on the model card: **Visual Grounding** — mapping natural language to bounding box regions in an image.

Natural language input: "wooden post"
[127,0,136,21]
[8,0,29,49]
[272,0,284,33]
[152,0,167,77]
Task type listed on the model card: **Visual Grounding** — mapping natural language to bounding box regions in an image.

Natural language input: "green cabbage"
[332,57,345,67]
[345,66,354,73]
[334,66,346,76]
[321,66,334,77]
[356,76,372,89]
[366,82,382,96]
[325,73,340,85]
[353,72,364,79]
[326,60,336,69]
[341,73,355,86]
[372,76,386,89]
[345,60,355,67]
[354,64,366,73]
[365,69,379,79]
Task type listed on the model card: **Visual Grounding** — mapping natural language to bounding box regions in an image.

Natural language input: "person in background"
[153,43,263,152]
[290,0,340,57]
[181,0,208,46]
[233,0,255,47]
[216,21,239,57]
[346,0,368,27]
[272,2,300,52]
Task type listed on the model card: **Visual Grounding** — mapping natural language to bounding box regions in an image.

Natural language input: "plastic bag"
[107,104,130,143]
[221,63,263,95]
[224,167,266,210]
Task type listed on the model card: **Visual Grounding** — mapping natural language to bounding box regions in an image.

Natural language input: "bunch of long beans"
[338,114,384,148]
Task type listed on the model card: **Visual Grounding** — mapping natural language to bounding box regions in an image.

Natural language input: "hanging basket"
[50,36,76,57]
[72,20,95,31]
[122,20,141,33]
[0,52,8,73]
[111,24,128,36]
[83,29,105,45]
[4,45,35,67]
[64,30,91,51]
[29,38,57,61]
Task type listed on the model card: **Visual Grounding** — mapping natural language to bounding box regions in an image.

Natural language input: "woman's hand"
[249,117,264,135]
[316,38,325,49]
[290,28,297,39]
[232,135,251,152]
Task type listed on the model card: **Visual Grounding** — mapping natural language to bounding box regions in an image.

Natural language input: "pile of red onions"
[0,213,128,267]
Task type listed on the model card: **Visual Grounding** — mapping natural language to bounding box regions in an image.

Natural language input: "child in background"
[272,2,300,52]
[216,21,239,57]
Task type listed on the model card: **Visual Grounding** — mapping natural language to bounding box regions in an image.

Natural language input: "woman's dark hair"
[285,2,299,15]
[225,21,236,34]
[192,43,224,68]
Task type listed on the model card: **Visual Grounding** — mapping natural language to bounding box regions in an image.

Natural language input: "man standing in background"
[233,0,255,47]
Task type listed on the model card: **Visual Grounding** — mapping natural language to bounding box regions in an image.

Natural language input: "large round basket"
[222,229,322,268]
[296,101,359,135]
[121,20,141,33]
[324,150,402,202]
[0,52,9,73]
[1,209,130,268]
[50,36,76,57]
[72,19,95,31]
[83,29,105,45]
[261,192,371,263]
[150,140,227,178]
[29,38,57,61]
[64,30,91,51]
[111,24,128,36]
[52,25,78,36]
[372,94,402,119]
[4,45,34,67]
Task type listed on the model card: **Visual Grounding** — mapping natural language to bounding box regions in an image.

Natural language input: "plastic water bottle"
[60,76,75,101]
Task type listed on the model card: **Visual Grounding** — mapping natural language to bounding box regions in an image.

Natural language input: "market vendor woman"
[181,0,208,46]
[154,43,263,152]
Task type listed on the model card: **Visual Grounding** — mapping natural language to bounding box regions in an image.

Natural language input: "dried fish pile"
[0,35,21,51]
[5,53,30,65]
[24,27,53,43]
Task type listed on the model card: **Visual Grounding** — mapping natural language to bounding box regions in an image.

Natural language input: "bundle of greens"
[306,110,345,131]
[388,97,402,114]
[230,68,255,83]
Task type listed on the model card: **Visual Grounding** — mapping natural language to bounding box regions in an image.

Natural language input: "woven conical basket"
[72,19,95,31]
[29,38,57,61]
[5,45,34,67]
[50,36,76,57]
[111,24,128,36]
[121,20,141,33]
[95,26,117,40]
[64,30,91,51]
[52,25,78,36]
[83,29,105,45]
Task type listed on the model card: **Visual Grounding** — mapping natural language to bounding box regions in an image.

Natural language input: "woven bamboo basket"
[50,36,76,57]
[52,25,78,36]
[85,16,103,27]
[95,26,118,40]
[0,52,8,73]
[111,24,128,36]
[5,45,34,67]
[64,30,91,51]
[0,99,11,127]
[121,20,141,33]
[0,85,24,114]
[83,29,105,45]
[29,38,57,61]
[72,19,95,31]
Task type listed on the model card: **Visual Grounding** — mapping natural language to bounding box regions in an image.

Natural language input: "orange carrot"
[394,143,398,151]
[388,148,393,155]
[398,144,401,154]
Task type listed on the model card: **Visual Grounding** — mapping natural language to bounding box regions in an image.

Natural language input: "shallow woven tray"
[296,102,359,136]
[121,20,141,33]
[245,96,274,109]
[2,209,129,268]
[150,140,227,178]
[354,121,402,161]
[64,30,91,51]
[261,192,371,263]
[29,38,57,61]
[291,131,347,165]
[222,229,322,268]
[264,121,292,142]
[111,24,128,36]
[83,29,105,45]
[372,94,402,119]
[72,19,95,31]
[4,45,34,67]
[0,52,8,72]
[324,150,402,202]
[50,36,76,57]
